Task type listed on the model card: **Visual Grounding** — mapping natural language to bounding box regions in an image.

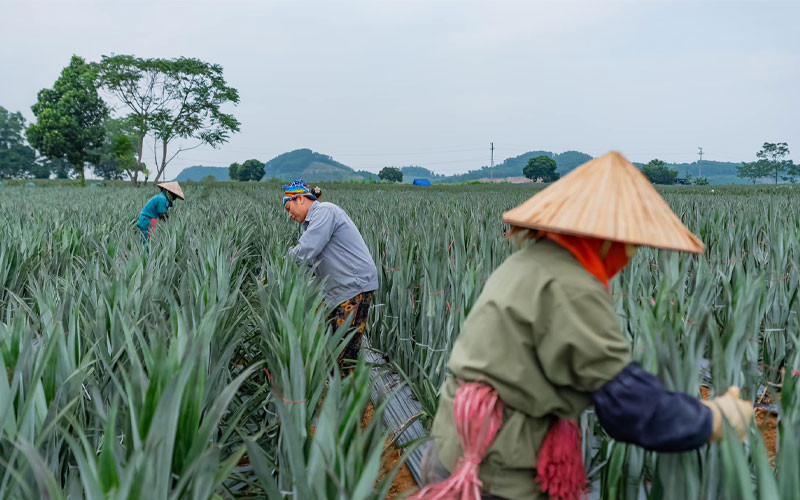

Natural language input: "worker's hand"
[701,386,753,442]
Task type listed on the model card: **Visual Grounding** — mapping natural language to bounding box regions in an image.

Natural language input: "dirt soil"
[755,408,778,459]
[362,403,420,499]
[700,386,777,459]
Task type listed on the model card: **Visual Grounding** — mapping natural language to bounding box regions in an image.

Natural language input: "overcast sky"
[2,0,798,179]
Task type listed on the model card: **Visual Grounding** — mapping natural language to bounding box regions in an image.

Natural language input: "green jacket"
[432,239,631,499]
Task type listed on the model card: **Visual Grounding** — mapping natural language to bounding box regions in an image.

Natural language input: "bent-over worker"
[283,180,378,373]
[137,182,185,242]
[416,152,753,500]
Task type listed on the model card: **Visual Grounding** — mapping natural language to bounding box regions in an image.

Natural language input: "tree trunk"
[133,134,144,187]
[155,138,168,183]
[79,166,85,187]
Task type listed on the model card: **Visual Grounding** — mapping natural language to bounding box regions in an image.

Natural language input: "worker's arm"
[156,195,170,221]
[288,205,336,263]
[591,362,713,452]
[537,284,717,452]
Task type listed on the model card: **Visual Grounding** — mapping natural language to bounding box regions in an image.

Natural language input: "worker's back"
[432,238,631,499]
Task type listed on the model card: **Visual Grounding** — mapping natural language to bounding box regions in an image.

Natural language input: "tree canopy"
[523,155,559,182]
[95,54,240,184]
[0,106,36,179]
[27,55,108,186]
[93,117,143,180]
[378,166,402,182]
[756,142,790,184]
[641,159,678,185]
[737,160,770,184]
[229,159,265,181]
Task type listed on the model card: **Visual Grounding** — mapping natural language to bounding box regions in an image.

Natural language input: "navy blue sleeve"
[591,362,713,452]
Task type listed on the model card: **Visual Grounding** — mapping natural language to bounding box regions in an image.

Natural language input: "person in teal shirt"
[137,182,185,241]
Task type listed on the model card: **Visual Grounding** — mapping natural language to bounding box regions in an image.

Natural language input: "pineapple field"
[0,181,798,499]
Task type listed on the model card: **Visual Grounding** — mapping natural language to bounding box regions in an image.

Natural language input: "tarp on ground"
[412,178,431,186]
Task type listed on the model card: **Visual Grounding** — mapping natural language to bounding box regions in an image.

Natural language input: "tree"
[0,106,37,179]
[641,159,678,185]
[523,155,559,182]
[95,55,240,185]
[783,160,799,184]
[379,166,402,182]
[737,160,770,184]
[49,158,73,179]
[27,56,108,186]
[756,142,790,184]
[228,162,241,180]
[93,117,143,181]
[237,159,265,181]
[693,177,709,186]
[28,162,53,179]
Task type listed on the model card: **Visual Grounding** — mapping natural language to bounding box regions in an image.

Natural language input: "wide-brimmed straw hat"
[502,151,704,253]
[157,182,185,200]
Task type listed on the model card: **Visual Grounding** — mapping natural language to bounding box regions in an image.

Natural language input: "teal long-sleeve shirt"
[137,192,172,232]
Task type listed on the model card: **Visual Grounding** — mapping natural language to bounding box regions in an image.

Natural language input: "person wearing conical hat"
[416,152,753,500]
[136,182,185,242]
[282,180,378,374]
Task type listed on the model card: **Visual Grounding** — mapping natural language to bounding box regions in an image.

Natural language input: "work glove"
[701,386,753,442]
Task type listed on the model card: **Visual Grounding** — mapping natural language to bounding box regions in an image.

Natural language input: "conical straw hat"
[157,181,185,200]
[502,151,704,253]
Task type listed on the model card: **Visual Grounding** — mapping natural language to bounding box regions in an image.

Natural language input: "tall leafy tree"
[378,166,402,182]
[95,55,240,184]
[27,55,108,186]
[782,160,799,184]
[228,162,241,180]
[641,159,678,185]
[0,106,37,178]
[28,162,53,179]
[237,159,265,181]
[756,142,790,184]
[93,117,143,181]
[523,155,559,182]
[737,160,770,184]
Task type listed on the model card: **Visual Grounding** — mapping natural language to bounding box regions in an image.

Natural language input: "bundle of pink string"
[411,382,504,500]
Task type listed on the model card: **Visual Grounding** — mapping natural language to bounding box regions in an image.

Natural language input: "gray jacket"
[289,201,378,306]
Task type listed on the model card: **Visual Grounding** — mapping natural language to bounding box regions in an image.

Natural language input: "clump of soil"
[362,403,419,499]
[755,408,778,459]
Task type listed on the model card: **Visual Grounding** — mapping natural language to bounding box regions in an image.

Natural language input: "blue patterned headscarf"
[282,180,316,206]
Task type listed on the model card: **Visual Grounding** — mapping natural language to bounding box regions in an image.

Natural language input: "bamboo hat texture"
[502,151,705,253]
[157,182,185,200]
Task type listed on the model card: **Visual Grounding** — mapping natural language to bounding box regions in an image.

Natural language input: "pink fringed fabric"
[536,419,586,500]
[411,383,504,500]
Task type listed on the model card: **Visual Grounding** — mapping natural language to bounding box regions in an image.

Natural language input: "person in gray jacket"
[282,180,378,373]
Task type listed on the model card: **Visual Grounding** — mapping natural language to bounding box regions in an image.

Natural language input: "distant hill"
[438,151,747,185]
[438,151,592,183]
[174,150,748,185]
[175,166,229,181]
[264,149,366,181]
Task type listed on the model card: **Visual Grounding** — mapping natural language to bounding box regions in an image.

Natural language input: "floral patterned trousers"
[327,291,374,374]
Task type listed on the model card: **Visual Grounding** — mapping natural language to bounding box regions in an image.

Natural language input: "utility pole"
[490,142,494,181]
[697,147,704,178]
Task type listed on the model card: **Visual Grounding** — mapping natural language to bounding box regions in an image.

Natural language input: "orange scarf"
[543,232,630,290]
